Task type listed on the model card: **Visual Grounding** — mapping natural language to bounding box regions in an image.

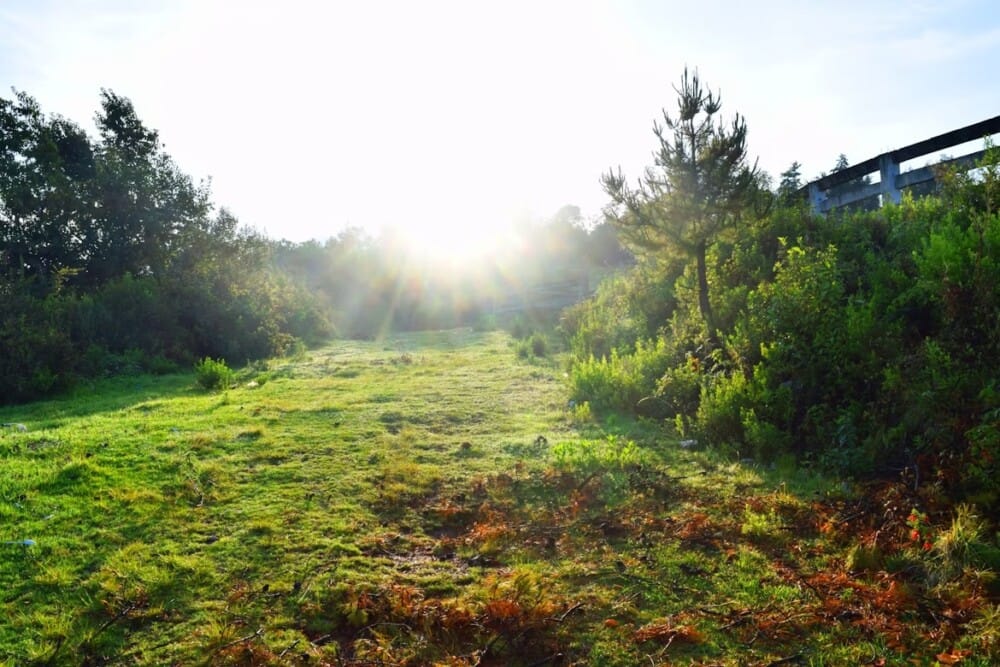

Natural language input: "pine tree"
[601,68,757,345]
[827,153,872,203]
[778,161,803,201]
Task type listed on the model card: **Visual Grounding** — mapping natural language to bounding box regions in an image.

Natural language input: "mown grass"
[1,329,997,665]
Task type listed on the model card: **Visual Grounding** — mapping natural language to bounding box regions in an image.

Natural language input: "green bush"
[0,285,79,403]
[561,266,678,360]
[194,357,233,391]
[145,354,180,375]
[569,338,672,413]
[529,332,548,357]
[562,139,1000,505]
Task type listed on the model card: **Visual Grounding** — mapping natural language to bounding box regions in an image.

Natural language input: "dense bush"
[561,263,678,360]
[194,357,234,391]
[565,147,1000,507]
[569,338,673,414]
[0,282,78,400]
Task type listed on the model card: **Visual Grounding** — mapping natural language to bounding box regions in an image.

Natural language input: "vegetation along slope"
[0,330,997,665]
[2,71,999,665]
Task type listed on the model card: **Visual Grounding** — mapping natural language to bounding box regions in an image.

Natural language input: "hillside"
[0,330,996,665]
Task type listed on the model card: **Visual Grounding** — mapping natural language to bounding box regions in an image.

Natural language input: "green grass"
[0,329,996,665]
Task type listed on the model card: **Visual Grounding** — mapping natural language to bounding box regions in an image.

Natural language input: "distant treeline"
[0,90,628,403]
[270,207,630,339]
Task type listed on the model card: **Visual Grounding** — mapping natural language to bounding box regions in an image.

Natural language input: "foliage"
[550,434,639,472]
[569,338,673,414]
[567,111,1000,507]
[514,331,549,359]
[2,331,995,664]
[0,281,77,400]
[0,90,333,404]
[561,261,678,360]
[777,161,803,202]
[193,357,233,391]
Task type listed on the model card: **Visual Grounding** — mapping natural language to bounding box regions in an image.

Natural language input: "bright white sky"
[2,0,999,250]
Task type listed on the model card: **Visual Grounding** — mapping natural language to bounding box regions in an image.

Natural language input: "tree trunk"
[695,239,718,346]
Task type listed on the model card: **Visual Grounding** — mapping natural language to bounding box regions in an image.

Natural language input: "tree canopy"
[0,90,212,290]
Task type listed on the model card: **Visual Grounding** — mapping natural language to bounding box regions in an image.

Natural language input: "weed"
[740,506,785,540]
[846,543,885,572]
[569,400,593,424]
[928,504,997,585]
[965,603,1000,659]
[553,435,632,469]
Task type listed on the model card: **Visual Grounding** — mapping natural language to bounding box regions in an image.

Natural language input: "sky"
[2,0,999,249]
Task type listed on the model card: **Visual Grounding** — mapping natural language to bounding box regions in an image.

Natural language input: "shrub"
[194,357,233,391]
[145,354,180,375]
[695,370,750,451]
[529,332,548,357]
[569,400,593,424]
[514,332,551,359]
[569,338,672,413]
[654,359,702,420]
[0,286,78,403]
[561,266,678,360]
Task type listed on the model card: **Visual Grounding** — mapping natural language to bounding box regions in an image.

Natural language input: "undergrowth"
[0,329,996,665]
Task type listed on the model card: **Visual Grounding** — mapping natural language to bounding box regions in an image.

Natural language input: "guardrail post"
[807,182,824,214]
[879,154,901,206]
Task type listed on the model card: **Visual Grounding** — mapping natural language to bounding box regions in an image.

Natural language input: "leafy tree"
[0,90,211,289]
[601,68,757,344]
[0,89,334,403]
[83,90,211,287]
[585,220,632,267]
[0,91,94,285]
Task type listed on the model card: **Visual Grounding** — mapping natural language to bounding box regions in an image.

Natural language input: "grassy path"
[0,330,995,665]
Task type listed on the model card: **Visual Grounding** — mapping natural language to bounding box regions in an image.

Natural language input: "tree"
[777,161,803,201]
[826,153,872,204]
[84,90,211,287]
[0,89,211,289]
[0,91,94,285]
[601,68,757,345]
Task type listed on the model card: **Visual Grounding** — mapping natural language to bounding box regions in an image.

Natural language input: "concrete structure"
[803,114,1000,214]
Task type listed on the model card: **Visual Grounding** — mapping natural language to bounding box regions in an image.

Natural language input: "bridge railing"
[801,114,1000,214]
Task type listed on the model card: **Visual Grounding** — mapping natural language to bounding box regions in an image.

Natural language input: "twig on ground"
[278,639,300,658]
[549,601,584,623]
[216,627,264,652]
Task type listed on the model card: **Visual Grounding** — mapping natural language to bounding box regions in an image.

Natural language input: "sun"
[391,218,505,270]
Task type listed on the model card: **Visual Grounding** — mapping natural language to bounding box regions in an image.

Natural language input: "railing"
[802,114,1000,214]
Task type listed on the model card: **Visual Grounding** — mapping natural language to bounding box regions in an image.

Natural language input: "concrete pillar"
[808,182,824,214]
[879,154,901,206]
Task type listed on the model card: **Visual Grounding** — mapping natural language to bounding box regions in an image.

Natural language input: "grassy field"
[1,329,996,665]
